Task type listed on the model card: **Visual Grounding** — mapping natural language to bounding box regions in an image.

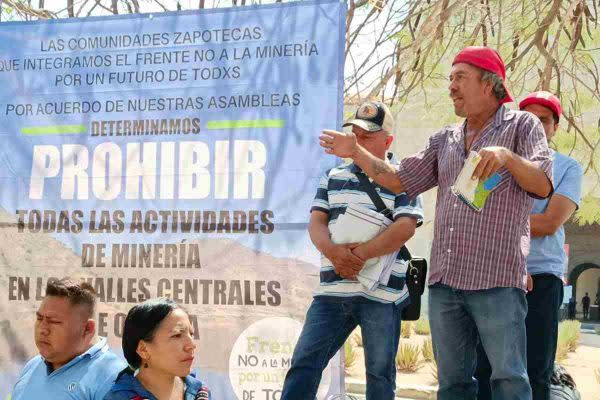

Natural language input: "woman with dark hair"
[104,298,210,400]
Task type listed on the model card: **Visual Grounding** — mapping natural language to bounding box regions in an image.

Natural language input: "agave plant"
[396,343,421,373]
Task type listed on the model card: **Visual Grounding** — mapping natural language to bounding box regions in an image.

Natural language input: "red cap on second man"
[452,46,514,104]
[519,91,562,121]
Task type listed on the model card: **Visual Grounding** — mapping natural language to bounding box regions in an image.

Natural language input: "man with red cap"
[320,46,554,400]
[475,91,583,400]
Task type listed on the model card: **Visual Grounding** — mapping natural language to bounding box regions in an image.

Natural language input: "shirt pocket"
[489,169,512,196]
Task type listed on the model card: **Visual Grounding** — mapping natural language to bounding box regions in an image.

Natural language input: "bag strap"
[355,171,393,219]
[355,170,411,260]
[399,243,412,260]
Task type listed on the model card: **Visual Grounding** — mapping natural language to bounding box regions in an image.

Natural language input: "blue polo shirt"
[11,337,126,400]
[527,151,583,278]
[311,152,424,305]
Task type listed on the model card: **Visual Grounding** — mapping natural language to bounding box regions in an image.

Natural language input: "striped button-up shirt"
[311,153,424,305]
[396,106,553,291]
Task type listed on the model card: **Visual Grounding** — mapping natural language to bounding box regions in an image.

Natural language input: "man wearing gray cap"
[281,101,424,400]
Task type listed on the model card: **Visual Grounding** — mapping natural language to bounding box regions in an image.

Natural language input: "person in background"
[11,278,125,400]
[475,91,583,400]
[103,298,210,400]
[568,297,577,320]
[582,292,590,320]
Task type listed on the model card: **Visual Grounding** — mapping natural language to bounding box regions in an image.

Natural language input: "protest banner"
[0,1,345,398]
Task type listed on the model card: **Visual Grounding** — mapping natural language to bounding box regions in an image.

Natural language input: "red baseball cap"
[519,91,562,121]
[452,46,514,104]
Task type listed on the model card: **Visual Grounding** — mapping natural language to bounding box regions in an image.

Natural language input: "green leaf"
[574,194,600,225]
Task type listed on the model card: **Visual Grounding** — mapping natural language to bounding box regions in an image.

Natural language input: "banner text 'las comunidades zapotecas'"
[0,2,345,399]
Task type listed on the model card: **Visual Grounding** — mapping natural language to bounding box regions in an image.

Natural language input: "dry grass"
[344,340,357,373]
[555,320,581,362]
[555,340,570,363]
[595,368,600,385]
[414,318,431,335]
[428,358,438,382]
[421,337,434,362]
[401,321,412,338]
[352,330,363,347]
[559,320,581,352]
[396,343,421,373]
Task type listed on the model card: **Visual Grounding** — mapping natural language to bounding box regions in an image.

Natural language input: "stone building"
[565,222,600,320]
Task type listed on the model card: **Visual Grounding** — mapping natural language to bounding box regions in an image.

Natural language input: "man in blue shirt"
[10,278,125,400]
[476,91,583,400]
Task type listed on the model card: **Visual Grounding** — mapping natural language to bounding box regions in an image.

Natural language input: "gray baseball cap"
[343,101,394,133]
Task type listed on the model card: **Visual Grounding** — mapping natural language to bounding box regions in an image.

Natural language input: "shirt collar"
[110,371,203,399]
[112,371,155,398]
[495,104,515,126]
[456,105,514,139]
[183,374,204,396]
[44,337,108,375]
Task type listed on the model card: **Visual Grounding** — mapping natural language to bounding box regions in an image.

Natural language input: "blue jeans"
[281,298,402,400]
[475,274,563,400]
[429,284,531,400]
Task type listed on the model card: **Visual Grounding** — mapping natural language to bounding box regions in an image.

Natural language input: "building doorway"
[569,263,600,321]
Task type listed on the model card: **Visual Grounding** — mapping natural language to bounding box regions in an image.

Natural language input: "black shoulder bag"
[355,171,427,321]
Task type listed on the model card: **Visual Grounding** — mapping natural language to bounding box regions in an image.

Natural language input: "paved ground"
[581,321,600,329]
[344,326,600,400]
[580,331,600,347]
